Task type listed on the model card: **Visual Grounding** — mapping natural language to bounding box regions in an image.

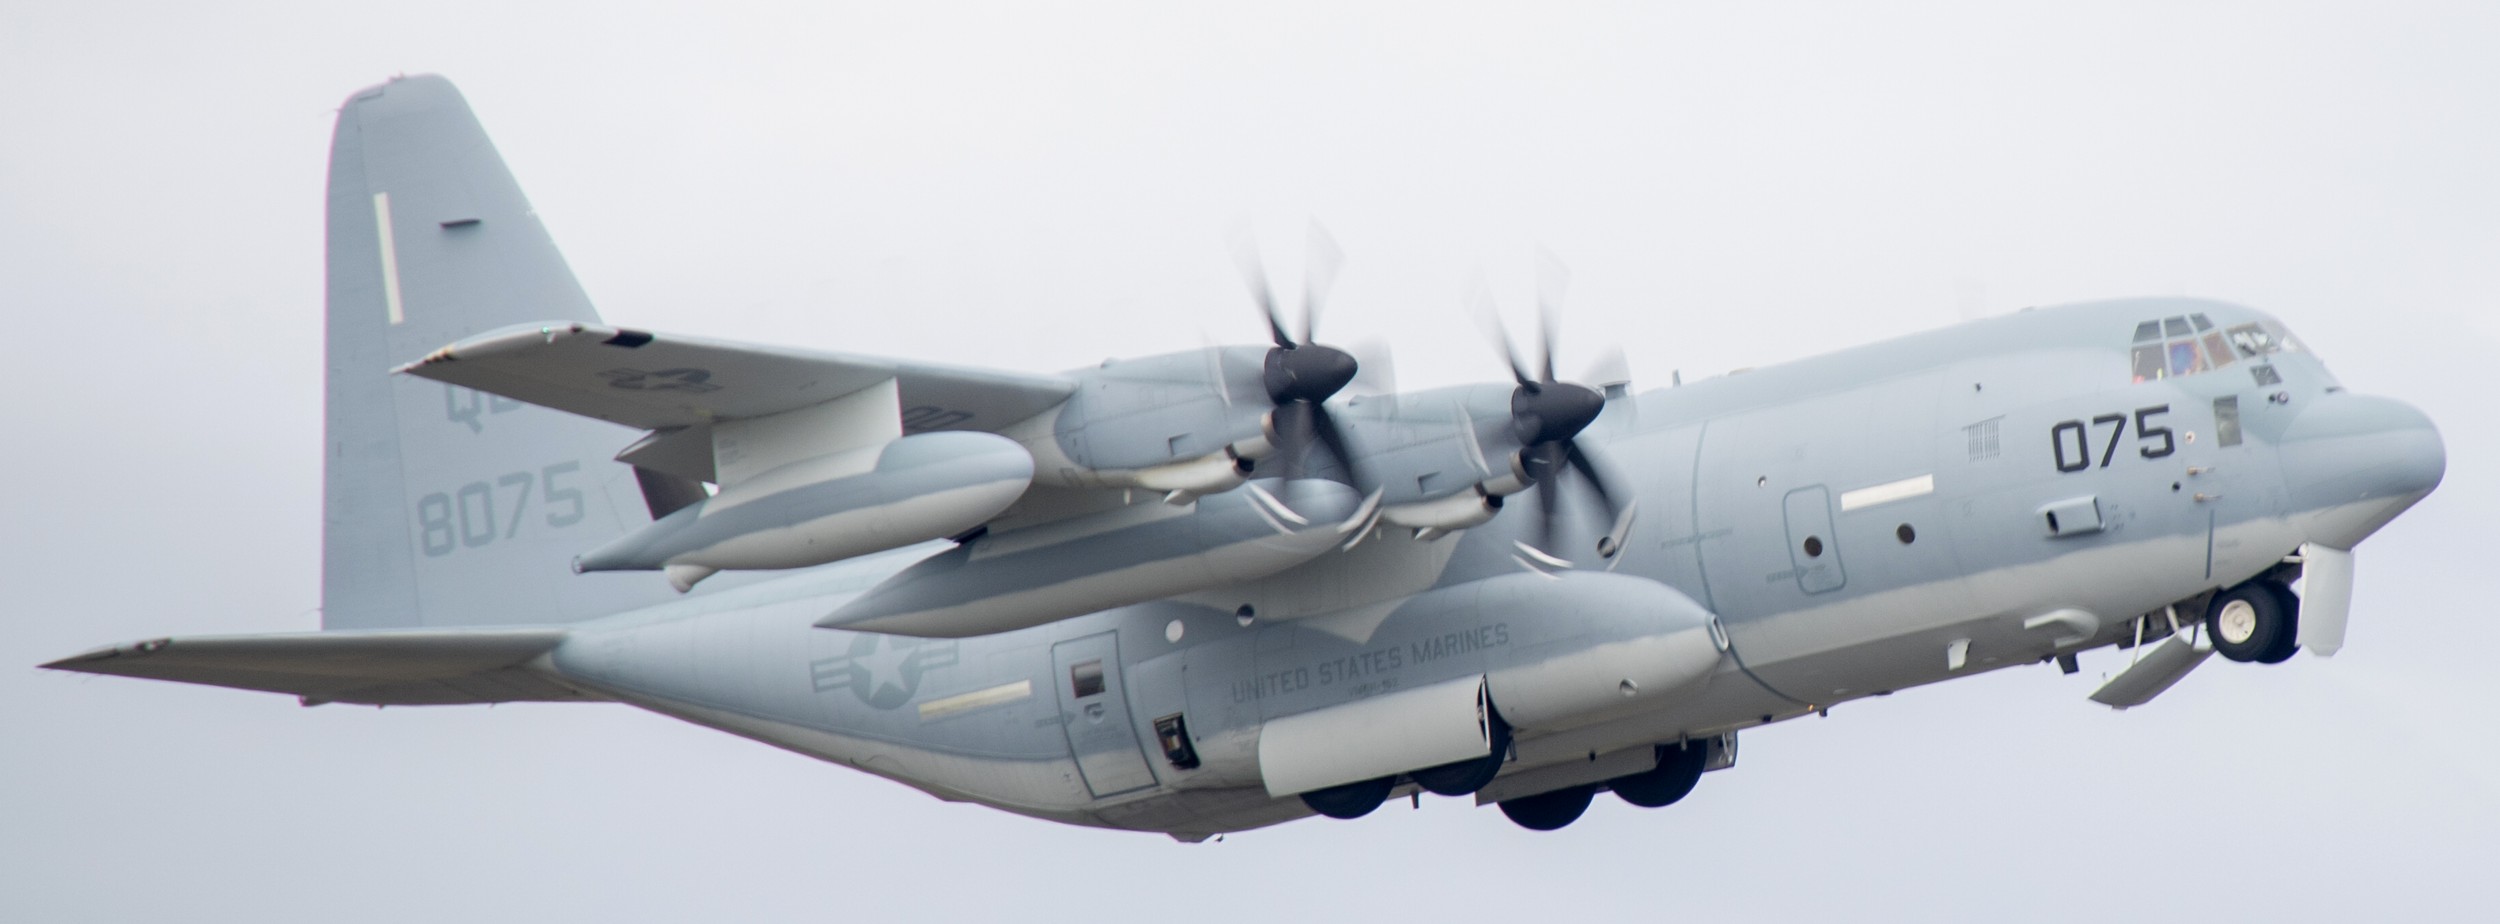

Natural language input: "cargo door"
[1783,486,1846,594]
[1051,632,1158,798]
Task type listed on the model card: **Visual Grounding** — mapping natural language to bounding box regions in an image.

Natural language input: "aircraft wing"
[397,321,1075,433]
[40,628,590,706]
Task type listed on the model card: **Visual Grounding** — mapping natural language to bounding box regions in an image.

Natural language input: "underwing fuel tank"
[818,479,1371,637]
[574,431,1033,586]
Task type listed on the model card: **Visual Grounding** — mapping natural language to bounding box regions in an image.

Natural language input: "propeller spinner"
[1235,224,1363,485]
[1486,258,1627,560]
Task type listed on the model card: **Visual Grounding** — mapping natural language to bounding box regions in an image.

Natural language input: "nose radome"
[2276,392,2445,549]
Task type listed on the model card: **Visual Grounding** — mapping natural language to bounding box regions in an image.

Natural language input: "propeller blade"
[1344,338,1398,397]
[1229,230,1293,347]
[1564,442,1619,517]
[1307,403,1362,489]
[1302,221,1343,344]
[1493,321,1535,388]
[1582,344,1631,392]
[1532,473,1562,561]
[1267,401,1314,479]
[1470,278,1536,387]
[1535,248,1570,383]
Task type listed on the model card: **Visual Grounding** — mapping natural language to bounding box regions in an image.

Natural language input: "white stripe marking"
[1840,474,1935,512]
[373,192,404,325]
[917,680,1032,720]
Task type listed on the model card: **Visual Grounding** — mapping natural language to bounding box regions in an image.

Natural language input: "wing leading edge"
[397,321,1074,434]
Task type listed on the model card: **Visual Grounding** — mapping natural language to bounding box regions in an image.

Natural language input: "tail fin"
[322,75,674,629]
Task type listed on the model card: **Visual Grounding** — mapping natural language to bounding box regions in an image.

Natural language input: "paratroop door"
[1783,486,1846,594]
[1051,632,1158,798]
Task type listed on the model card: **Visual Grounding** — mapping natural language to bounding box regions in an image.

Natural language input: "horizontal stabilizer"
[397,321,1073,432]
[41,628,585,706]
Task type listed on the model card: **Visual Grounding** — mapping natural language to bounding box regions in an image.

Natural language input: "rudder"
[322,75,675,629]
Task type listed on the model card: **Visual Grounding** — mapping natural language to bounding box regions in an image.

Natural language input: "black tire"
[1300,776,1394,820]
[2257,581,2303,664]
[2208,582,2290,663]
[1611,743,1708,809]
[1412,713,1513,797]
[1498,784,1596,831]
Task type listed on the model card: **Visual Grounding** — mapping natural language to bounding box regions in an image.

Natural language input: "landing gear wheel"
[2208,582,2293,664]
[1611,743,1708,808]
[1412,713,1512,797]
[2256,581,2303,664]
[1300,776,1394,820]
[1498,784,1596,831]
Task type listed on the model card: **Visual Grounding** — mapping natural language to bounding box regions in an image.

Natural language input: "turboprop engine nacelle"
[575,431,1034,590]
[819,478,1372,637]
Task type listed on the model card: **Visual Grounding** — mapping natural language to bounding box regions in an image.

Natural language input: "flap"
[396,321,1074,432]
[41,628,585,706]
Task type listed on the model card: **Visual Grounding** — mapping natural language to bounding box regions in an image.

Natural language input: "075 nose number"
[2050,405,2174,473]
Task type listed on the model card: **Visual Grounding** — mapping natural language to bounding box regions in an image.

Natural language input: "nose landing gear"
[2208,580,2300,664]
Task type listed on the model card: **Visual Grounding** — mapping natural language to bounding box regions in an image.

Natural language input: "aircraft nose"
[2275,392,2444,549]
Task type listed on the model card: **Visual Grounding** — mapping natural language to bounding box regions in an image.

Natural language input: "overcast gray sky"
[6,2,2495,920]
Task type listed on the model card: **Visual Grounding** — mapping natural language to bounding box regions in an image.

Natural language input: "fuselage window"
[2215,396,2242,447]
[1070,659,1106,698]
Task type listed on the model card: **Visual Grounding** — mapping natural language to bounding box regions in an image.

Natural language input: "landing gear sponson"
[1303,737,1719,830]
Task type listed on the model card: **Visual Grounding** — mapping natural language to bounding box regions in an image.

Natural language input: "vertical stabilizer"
[323,76,673,629]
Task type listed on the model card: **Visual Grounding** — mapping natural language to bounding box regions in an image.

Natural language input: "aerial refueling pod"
[819,478,1373,637]
[575,431,1034,590]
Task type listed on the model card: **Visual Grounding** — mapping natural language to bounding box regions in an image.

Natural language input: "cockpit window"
[2167,339,2207,376]
[2131,343,2165,382]
[2201,331,2234,369]
[2130,316,2299,383]
[2226,323,2277,357]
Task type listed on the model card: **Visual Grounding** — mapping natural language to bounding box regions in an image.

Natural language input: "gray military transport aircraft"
[47,75,2447,836]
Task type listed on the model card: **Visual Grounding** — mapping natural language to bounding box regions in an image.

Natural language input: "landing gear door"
[1051,632,1159,798]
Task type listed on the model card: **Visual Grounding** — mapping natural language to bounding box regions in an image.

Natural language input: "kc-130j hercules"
[46,76,2446,836]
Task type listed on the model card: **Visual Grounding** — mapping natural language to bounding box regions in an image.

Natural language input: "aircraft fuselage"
[538,296,2441,839]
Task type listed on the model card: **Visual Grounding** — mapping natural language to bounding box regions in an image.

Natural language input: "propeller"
[1485,253,1626,560]
[1233,223,1363,485]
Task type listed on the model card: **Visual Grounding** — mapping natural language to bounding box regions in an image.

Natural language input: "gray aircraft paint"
[46,75,2446,841]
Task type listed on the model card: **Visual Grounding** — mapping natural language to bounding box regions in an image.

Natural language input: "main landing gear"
[1299,711,1515,819]
[1498,784,1596,830]
[2208,580,2300,664]
[1495,742,1713,831]
[1301,729,1723,830]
